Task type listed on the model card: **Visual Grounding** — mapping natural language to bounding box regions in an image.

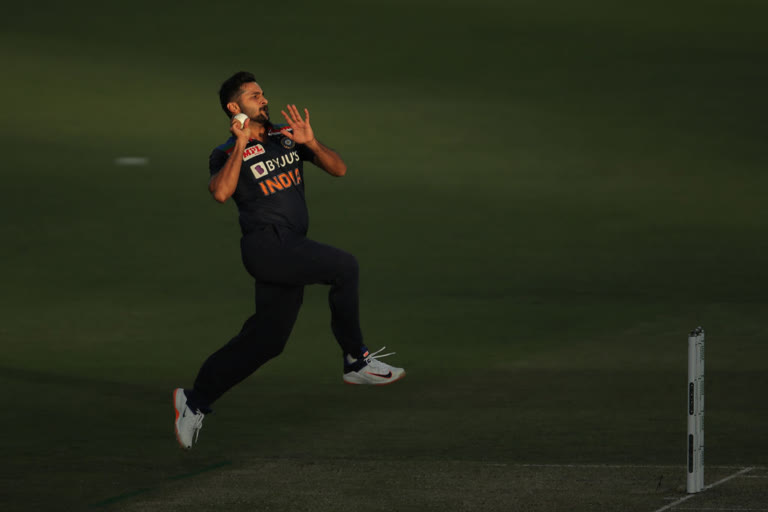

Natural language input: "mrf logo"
[242,144,265,161]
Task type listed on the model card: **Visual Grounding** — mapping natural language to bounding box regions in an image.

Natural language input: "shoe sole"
[343,370,406,386]
[172,388,190,450]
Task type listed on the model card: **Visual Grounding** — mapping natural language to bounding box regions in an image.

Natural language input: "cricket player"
[173,71,405,449]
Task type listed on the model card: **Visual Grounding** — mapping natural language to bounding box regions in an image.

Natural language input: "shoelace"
[191,412,204,444]
[365,347,395,364]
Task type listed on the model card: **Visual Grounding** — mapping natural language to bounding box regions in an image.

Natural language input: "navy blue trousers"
[188,224,364,411]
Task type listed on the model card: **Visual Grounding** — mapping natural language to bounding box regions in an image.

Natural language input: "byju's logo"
[249,151,301,180]
[250,162,268,179]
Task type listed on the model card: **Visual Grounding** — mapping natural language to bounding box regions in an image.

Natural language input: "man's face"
[234,82,269,124]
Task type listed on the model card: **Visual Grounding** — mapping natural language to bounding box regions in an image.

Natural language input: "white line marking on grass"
[673,508,768,511]
[513,463,681,469]
[508,463,758,470]
[114,157,149,166]
[651,467,754,512]
[703,467,755,489]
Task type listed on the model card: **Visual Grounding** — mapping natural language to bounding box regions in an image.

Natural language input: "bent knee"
[261,342,285,360]
[339,253,359,280]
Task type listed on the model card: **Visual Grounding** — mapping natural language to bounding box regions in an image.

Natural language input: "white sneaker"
[173,388,204,449]
[343,347,406,385]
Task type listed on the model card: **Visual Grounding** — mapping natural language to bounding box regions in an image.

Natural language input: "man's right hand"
[230,116,250,141]
[211,120,250,203]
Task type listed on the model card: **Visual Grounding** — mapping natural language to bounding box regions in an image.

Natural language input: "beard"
[252,105,269,124]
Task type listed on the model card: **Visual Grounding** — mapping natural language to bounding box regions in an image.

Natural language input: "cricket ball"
[233,113,248,129]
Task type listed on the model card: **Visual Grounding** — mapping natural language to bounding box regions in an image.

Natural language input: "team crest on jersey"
[281,137,295,149]
[243,144,265,161]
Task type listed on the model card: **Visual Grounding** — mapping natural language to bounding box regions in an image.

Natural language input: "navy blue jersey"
[209,124,316,235]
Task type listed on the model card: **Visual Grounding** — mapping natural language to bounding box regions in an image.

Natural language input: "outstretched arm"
[280,104,347,177]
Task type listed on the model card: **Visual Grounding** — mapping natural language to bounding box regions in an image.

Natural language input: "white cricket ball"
[233,113,248,128]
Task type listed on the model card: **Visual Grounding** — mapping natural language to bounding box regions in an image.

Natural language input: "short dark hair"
[219,71,257,117]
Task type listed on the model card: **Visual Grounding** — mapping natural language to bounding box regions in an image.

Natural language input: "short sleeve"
[296,143,315,165]
[209,148,228,176]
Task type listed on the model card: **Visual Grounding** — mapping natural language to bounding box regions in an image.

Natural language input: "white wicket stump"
[687,326,705,493]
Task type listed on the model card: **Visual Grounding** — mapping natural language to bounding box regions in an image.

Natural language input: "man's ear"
[227,102,240,116]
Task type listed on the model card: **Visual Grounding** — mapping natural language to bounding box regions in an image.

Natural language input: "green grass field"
[2,1,767,510]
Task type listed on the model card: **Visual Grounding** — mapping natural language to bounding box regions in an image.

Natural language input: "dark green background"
[2,1,766,510]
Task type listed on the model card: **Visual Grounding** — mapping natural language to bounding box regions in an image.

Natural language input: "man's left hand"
[280,104,315,145]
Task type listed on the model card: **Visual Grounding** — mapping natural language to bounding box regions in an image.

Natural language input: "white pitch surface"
[503,462,762,512]
[111,459,764,512]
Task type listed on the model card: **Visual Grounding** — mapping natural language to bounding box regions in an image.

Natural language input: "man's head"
[218,71,269,124]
